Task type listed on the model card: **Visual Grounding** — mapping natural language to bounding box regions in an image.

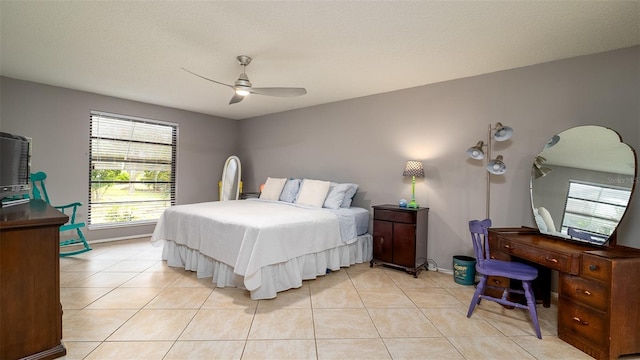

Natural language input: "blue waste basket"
[453,255,476,285]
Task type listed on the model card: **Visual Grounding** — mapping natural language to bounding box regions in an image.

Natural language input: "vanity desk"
[489,227,640,360]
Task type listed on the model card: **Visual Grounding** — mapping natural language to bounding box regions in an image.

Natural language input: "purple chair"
[466,219,542,339]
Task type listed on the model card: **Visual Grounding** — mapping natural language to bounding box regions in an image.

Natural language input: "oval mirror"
[530,125,637,245]
[220,156,241,201]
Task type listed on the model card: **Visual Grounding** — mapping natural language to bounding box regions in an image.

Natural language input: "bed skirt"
[161,233,373,300]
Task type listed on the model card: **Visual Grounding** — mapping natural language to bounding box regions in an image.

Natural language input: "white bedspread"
[151,200,347,291]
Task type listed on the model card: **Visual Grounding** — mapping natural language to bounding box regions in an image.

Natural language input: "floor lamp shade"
[403,160,425,208]
[493,122,513,141]
[487,155,506,175]
[467,141,485,160]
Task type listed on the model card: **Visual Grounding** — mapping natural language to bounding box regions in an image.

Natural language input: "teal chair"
[30,171,92,257]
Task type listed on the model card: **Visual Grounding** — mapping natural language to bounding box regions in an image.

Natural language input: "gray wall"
[1,46,638,270]
[238,46,640,270]
[0,76,238,241]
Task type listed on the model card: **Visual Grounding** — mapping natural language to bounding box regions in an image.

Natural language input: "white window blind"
[561,181,631,236]
[88,111,177,228]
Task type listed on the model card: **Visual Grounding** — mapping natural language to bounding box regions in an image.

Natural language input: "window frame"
[88,110,177,229]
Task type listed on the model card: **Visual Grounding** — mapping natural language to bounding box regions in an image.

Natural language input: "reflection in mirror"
[530,126,637,245]
[220,156,241,201]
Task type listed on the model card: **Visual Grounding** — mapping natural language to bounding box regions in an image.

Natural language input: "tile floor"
[58,238,638,360]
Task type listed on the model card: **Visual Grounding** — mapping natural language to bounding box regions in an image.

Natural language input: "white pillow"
[323,182,351,209]
[295,179,331,208]
[532,208,548,232]
[259,177,287,201]
[537,207,556,233]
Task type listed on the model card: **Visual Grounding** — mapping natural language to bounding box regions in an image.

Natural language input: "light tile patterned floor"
[58,238,637,360]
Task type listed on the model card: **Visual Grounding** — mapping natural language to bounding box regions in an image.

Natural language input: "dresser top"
[0,199,68,230]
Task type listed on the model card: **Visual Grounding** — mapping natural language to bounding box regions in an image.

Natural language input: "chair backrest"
[469,218,492,267]
[30,171,52,204]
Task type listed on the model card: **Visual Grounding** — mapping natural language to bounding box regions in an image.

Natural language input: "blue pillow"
[340,183,358,208]
[323,182,351,209]
[279,178,301,203]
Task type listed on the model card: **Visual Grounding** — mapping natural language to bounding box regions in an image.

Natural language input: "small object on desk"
[399,199,407,208]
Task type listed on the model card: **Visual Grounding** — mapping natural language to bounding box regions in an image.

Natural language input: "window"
[88,111,177,228]
[561,181,631,236]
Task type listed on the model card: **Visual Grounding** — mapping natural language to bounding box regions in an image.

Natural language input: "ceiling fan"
[182,55,307,105]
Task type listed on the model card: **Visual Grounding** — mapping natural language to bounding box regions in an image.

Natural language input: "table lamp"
[403,160,425,208]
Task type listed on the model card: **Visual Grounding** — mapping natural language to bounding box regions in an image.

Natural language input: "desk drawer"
[498,238,575,273]
[558,296,609,348]
[486,275,509,289]
[373,209,415,224]
[581,254,612,282]
[484,275,510,299]
[559,273,608,312]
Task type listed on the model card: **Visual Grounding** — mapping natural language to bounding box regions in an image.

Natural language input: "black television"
[0,132,32,202]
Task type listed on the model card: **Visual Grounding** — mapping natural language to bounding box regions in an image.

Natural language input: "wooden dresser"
[1,200,68,360]
[489,227,640,360]
[371,205,429,277]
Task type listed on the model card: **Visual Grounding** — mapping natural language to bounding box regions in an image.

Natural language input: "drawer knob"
[589,264,598,271]
[504,244,512,249]
[576,288,592,296]
[493,279,501,285]
[380,237,384,244]
[545,257,559,263]
[572,316,589,326]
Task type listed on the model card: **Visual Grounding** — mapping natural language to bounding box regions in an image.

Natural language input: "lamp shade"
[403,160,425,177]
[466,141,485,160]
[493,122,513,142]
[487,155,506,175]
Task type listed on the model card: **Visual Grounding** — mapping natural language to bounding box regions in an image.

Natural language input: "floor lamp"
[466,122,513,219]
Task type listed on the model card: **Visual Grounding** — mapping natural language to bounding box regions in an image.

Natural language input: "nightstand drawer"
[373,209,415,224]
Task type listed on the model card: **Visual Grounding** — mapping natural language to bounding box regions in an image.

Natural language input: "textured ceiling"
[1,1,639,120]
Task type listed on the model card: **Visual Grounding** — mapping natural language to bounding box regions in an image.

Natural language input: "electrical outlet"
[428,264,438,272]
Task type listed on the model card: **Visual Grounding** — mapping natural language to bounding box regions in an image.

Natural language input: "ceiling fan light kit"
[183,55,307,105]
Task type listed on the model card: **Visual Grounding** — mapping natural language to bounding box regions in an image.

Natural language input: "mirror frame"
[220,155,241,201]
[530,125,638,246]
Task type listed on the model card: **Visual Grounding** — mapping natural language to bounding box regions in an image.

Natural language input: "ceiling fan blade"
[229,93,244,105]
[250,87,307,97]
[182,68,234,89]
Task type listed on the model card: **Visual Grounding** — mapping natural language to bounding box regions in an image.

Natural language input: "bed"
[151,196,372,300]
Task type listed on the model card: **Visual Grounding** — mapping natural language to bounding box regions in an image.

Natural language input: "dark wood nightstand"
[371,204,429,277]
